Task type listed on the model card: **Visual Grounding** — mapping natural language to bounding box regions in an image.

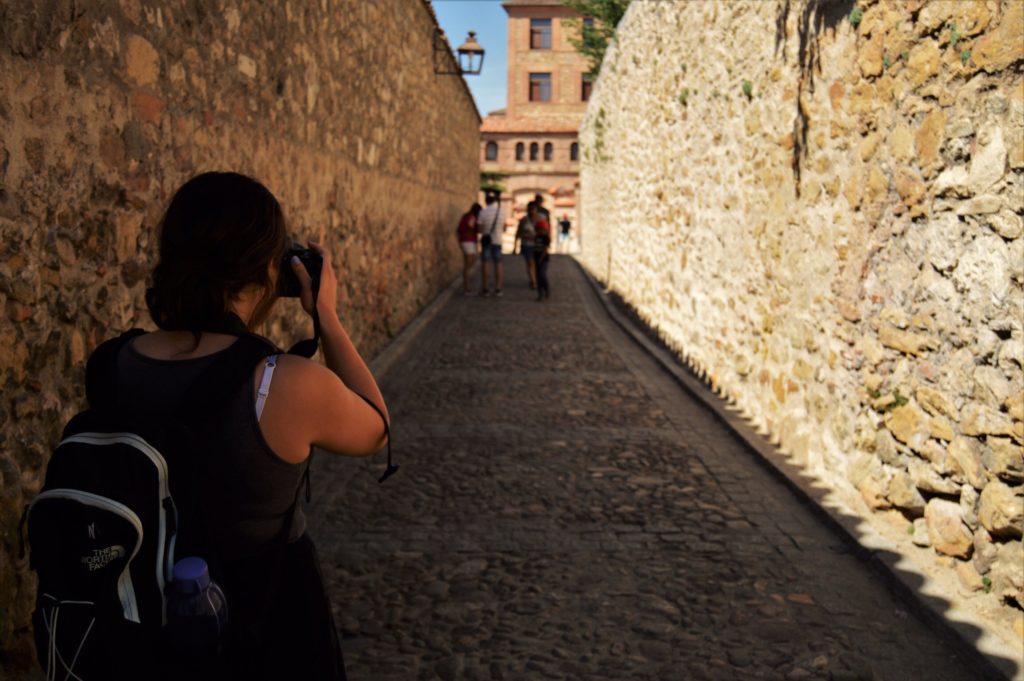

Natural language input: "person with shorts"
[530,202,552,301]
[477,192,505,297]
[514,202,538,290]
[558,214,571,253]
[456,203,481,295]
[534,192,551,223]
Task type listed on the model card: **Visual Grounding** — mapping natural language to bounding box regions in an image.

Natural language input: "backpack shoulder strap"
[85,328,147,410]
[83,327,278,423]
[174,333,280,427]
[167,333,281,565]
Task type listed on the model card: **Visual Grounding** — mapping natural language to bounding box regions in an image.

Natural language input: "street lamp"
[456,31,484,75]
[434,29,485,76]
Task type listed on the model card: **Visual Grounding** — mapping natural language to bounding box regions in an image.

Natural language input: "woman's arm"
[295,244,386,415]
[319,315,387,421]
[263,243,389,459]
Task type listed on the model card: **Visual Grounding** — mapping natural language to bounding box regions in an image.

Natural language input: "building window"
[529,73,551,102]
[529,142,539,161]
[485,141,498,161]
[570,142,579,161]
[582,74,593,102]
[515,142,525,161]
[530,18,552,49]
[543,142,553,161]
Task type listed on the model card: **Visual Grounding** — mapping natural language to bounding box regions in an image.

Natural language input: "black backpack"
[23,328,280,681]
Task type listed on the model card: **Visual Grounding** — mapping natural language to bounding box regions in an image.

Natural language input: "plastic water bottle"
[165,557,228,656]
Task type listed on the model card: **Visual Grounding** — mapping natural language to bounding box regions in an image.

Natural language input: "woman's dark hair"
[145,172,289,335]
[470,202,482,216]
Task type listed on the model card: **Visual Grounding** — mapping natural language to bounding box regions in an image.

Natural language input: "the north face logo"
[81,545,126,571]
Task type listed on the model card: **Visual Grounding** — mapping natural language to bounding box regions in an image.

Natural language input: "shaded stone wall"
[0,0,479,663]
[579,0,1022,632]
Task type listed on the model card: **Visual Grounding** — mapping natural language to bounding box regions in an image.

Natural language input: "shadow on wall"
[577,0,1023,676]
[594,282,1019,681]
[775,0,856,193]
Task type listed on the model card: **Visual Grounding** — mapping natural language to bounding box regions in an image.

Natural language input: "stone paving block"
[308,257,997,681]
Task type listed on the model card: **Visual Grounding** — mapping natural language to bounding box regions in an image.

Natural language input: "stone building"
[0,0,479,668]
[480,0,590,240]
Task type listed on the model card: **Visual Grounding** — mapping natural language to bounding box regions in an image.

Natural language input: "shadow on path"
[308,255,1011,681]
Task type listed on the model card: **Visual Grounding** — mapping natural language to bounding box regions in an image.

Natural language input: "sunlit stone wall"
[579,0,1022,633]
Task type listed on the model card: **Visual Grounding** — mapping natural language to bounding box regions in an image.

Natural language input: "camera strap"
[354,393,397,483]
[287,275,322,359]
[283,286,396,482]
[287,307,320,358]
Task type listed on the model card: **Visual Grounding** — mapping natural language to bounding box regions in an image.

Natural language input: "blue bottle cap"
[172,557,211,594]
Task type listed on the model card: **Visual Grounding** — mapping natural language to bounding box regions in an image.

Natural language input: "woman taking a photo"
[92,171,386,679]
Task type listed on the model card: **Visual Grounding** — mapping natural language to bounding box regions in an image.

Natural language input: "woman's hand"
[291,241,339,322]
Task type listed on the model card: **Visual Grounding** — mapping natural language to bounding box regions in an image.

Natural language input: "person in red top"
[456,203,482,295]
[530,202,552,301]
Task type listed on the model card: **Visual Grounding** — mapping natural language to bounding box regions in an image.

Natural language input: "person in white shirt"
[477,192,505,297]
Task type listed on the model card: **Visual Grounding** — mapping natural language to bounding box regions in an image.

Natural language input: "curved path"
[308,255,993,681]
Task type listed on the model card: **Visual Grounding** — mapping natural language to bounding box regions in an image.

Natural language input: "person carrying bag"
[23,172,393,681]
[477,191,504,296]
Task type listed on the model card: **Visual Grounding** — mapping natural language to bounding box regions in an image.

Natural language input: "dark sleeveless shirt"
[114,338,307,561]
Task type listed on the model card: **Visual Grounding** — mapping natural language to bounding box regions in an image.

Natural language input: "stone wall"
[579,0,1023,633]
[0,0,479,664]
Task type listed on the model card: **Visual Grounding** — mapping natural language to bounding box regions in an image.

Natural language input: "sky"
[431,0,509,116]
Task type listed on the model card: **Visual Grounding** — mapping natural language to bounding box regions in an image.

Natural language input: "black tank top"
[114,338,307,561]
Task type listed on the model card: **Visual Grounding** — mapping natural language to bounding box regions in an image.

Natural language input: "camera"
[277,244,323,298]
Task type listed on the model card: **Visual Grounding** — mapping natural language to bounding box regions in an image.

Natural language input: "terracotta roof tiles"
[502,0,566,7]
[480,115,581,134]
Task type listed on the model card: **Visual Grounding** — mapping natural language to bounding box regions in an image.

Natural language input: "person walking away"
[531,203,552,301]
[558,214,571,253]
[514,202,538,290]
[477,192,505,297]
[457,203,481,295]
[534,192,551,223]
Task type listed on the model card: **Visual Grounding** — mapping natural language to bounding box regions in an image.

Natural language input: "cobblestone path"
[308,255,989,681]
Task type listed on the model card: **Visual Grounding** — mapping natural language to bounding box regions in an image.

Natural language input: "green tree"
[480,171,508,194]
[561,0,632,76]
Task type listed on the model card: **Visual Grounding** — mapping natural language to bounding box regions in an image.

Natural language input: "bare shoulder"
[272,353,333,378]
[265,354,342,397]
[259,353,386,457]
[254,354,350,462]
